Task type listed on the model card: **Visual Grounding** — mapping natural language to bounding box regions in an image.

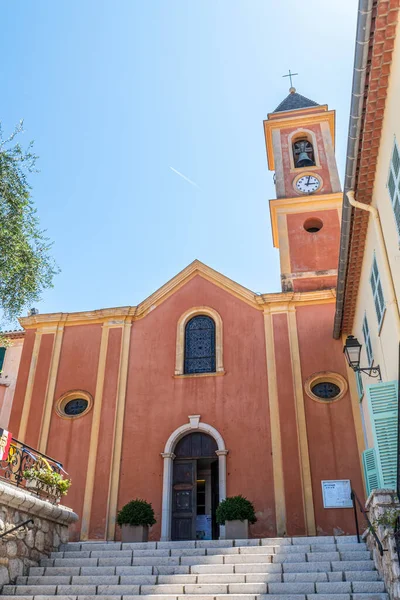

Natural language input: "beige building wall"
[352,30,400,449]
[0,337,24,429]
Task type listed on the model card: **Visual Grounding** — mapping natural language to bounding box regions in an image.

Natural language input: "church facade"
[9,91,365,542]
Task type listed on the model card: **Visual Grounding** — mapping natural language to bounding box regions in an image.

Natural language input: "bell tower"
[264,88,342,292]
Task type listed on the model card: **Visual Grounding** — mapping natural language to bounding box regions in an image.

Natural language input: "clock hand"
[307,176,311,185]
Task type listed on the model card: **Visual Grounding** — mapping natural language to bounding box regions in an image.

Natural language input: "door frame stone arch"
[160,415,228,541]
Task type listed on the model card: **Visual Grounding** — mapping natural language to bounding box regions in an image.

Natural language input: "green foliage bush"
[117,499,156,527]
[0,121,59,337]
[216,495,257,525]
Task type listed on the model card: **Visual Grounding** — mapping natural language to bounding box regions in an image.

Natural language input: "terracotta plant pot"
[121,524,149,543]
[225,519,248,540]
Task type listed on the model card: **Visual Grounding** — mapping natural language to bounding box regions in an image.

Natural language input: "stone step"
[52,544,368,559]
[19,570,382,586]
[0,596,390,600]
[1,580,389,595]
[59,536,361,552]
[7,569,386,587]
[40,554,375,569]
[0,591,390,600]
[29,563,379,579]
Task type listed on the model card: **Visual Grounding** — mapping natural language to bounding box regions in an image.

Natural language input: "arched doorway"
[160,415,228,541]
[172,432,219,541]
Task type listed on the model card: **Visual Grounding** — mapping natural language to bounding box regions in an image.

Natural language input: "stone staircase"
[1,536,387,600]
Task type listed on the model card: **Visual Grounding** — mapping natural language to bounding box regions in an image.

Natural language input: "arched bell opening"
[293,136,316,168]
[171,432,219,541]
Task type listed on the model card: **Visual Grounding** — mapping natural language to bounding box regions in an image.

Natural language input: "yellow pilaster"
[80,323,111,540]
[18,330,43,441]
[38,320,65,454]
[287,307,316,535]
[263,307,286,536]
[106,318,132,540]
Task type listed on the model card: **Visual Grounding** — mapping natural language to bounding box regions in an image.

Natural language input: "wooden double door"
[171,433,219,541]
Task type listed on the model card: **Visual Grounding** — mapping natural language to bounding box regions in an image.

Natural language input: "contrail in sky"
[170,166,200,188]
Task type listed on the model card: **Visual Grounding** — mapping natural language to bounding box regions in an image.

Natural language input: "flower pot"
[225,519,248,540]
[121,524,149,543]
[26,478,39,490]
[26,478,60,503]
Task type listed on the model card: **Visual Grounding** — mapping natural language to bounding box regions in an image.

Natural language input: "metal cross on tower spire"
[282,69,298,89]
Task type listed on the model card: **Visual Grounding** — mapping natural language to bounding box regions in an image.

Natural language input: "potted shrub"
[216,495,257,539]
[117,498,156,542]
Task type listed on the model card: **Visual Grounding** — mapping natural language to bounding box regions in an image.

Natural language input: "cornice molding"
[267,104,329,121]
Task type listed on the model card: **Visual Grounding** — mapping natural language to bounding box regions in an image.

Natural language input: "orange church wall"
[89,326,122,539]
[117,275,276,540]
[0,387,6,415]
[272,313,306,536]
[8,282,364,540]
[296,304,364,534]
[8,329,36,436]
[25,333,54,449]
[287,209,340,275]
[45,324,102,539]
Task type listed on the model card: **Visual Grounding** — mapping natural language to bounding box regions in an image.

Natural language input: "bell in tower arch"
[293,139,315,168]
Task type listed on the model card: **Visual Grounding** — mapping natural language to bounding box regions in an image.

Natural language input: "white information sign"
[321,480,352,508]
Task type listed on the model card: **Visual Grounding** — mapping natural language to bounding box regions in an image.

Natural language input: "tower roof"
[273,88,319,113]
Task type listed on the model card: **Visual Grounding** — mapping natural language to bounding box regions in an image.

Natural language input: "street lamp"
[343,335,381,380]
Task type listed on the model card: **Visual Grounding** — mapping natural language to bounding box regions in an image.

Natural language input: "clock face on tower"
[295,175,321,194]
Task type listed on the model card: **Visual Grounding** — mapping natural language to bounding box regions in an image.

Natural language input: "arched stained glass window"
[184,315,216,374]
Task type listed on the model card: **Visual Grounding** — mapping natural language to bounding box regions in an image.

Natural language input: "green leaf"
[0,122,59,326]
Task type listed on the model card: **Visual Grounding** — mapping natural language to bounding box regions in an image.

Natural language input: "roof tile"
[273,91,319,113]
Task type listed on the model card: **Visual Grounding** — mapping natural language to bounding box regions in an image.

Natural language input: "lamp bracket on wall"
[343,335,382,381]
[354,365,382,380]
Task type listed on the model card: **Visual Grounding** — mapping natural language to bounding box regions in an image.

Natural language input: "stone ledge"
[0,480,78,527]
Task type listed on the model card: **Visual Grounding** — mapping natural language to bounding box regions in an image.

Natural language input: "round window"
[311,382,341,400]
[64,398,88,416]
[55,390,93,419]
[304,372,348,404]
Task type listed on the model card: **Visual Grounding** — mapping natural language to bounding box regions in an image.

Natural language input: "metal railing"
[396,343,400,562]
[0,518,33,539]
[0,437,65,502]
[351,488,384,556]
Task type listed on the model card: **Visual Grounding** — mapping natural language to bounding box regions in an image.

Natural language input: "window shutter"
[362,315,373,365]
[367,381,398,490]
[0,347,5,372]
[370,256,385,326]
[362,448,382,495]
[356,371,364,400]
[388,141,400,236]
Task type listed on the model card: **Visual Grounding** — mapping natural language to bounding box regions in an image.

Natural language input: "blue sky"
[2,0,358,319]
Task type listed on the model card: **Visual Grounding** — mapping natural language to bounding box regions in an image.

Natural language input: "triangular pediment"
[136,260,259,316]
